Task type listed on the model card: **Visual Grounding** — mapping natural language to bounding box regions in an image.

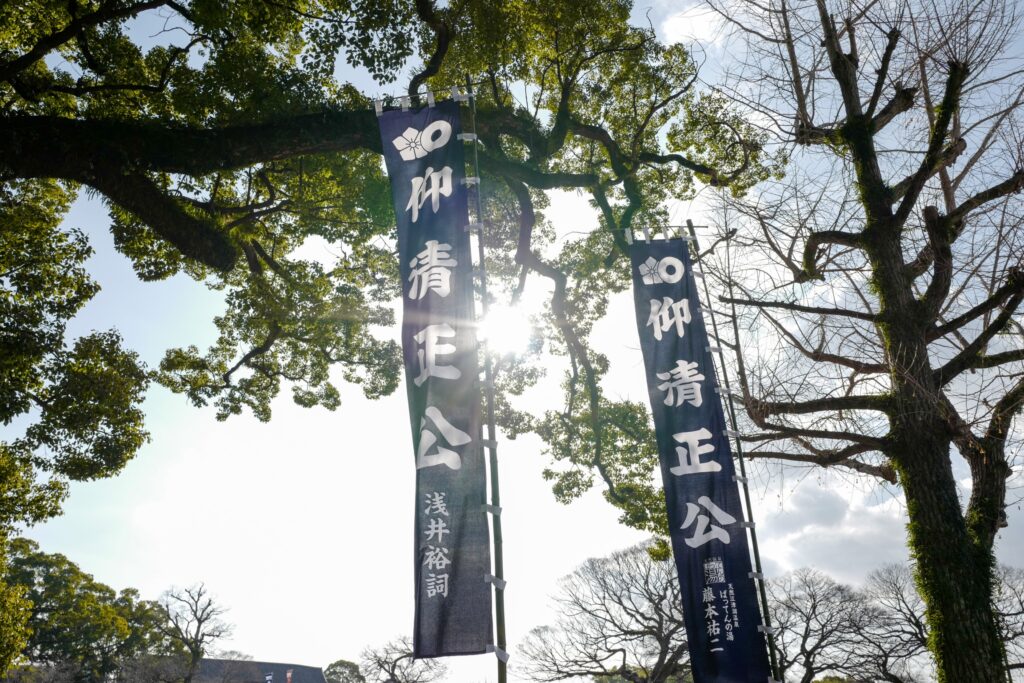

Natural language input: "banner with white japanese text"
[378,100,493,658]
[631,238,771,682]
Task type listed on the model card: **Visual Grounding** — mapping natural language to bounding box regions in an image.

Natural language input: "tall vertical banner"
[631,238,771,682]
[379,100,493,657]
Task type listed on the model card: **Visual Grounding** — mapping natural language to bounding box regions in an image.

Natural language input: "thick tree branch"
[920,205,953,317]
[744,449,896,483]
[747,393,891,417]
[478,153,596,189]
[797,230,863,282]
[872,86,917,132]
[88,168,238,272]
[893,62,969,225]
[946,168,1024,225]
[505,179,624,504]
[974,349,1024,369]
[408,0,452,98]
[928,267,1024,340]
[0,0,170,83]
[866,29,901,118]
[722,295,878,321]
[934,289,1024,384]
[0,111,382,177]
[890,138,966,204]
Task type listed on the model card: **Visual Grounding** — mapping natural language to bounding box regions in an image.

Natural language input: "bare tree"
[359,637,445,683]
[157,585,232,683]
[113,654,189,683]
[518,543,689,683]
[695,0,1024,678]
[849,564,933,682]
[998,565,1024,673]
[206,651,259,683]
[767,568,872,683]
[2,662,79,683]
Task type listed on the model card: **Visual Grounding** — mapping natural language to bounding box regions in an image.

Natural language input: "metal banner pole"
[464,76,508,683]
[685,219,782,681]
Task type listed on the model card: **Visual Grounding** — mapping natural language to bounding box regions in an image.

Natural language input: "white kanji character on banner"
[426,573,449,598]
[413,323,461,386]
[406,166,453,222]
[424,492,449,516]
[423,545,452,570]
[657,360,705,407]
[408,240,457,299]
[417,406,472,470]
[670,427,721,475]
[682,496,737,548]
[424,517,450,544]
[647,296,692,341]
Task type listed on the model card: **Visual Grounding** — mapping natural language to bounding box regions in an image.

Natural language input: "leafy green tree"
[0,0,767,497]
[324,659,365,683]
[0,0,772,661]
[4,538,171,682]
[0,0,792,676]
[0,541,31,675]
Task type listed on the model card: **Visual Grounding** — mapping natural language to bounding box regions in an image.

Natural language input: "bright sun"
[479,303,534,356]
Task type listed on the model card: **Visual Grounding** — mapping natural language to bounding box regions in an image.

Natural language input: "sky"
[9,2,1024,682]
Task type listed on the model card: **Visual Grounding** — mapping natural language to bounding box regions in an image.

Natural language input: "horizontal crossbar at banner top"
[637,230,697,242]
[369,79,490,114]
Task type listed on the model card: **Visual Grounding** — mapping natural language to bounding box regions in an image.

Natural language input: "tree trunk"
[866,219,1007,682]
[892,425,1005,681]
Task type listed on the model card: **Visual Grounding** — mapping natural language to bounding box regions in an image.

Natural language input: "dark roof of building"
[194,658,328,683]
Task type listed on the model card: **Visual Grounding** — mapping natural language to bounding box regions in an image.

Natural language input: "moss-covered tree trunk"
[894,430,1004,680]
[873,229,1006,681]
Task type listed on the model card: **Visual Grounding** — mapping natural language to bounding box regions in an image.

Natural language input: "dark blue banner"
[379,100,492,657]
[631,238,771,682]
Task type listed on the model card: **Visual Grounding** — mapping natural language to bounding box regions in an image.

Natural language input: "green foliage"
[1,178,146,539]
[4,538,172,682]
[539,393,667,535]
[0,539,31,676]
[0,0,783,662]
[325,658,366,683]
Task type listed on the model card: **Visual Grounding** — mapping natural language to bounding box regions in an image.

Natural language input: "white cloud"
[755,478,911,585]
[660,4,727,47]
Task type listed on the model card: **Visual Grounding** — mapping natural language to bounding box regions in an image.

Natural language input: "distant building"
[194,658,328,683]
